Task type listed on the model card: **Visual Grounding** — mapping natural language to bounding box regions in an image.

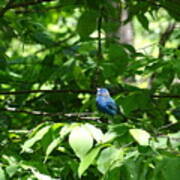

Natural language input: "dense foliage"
[0,0,179,179]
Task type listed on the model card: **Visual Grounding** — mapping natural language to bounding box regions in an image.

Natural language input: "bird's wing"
[106,99,118,111]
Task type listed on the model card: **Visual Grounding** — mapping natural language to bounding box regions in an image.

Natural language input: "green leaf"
[129,129,150,146]
[97,147,123,174]
[121,91,150,115]
[108,124,129,137]
[84,123,104,143]
[168,131,180,148]
[77,10,98,39]
[123,158,140,180]
[78,145,106,178]
[69,125,93,159]
[32,31,54,46]
[6,164,19,178]
[153,138,168,149]
[30,122,49,137]
[22,126,51,152]
[137,14,149,30]
[105,43,130,79]
[161,157,180,180]
[0,167,6,180]
[102,124,130,143]
[154,157,180,180]
[31,168,57,180]
[38,54,55,83]
[0,57,7,69]
[102,132,117,143]
[73,65,89,88]
[44,137,61,162]
[59,124,76,139]
[161,0,180,21]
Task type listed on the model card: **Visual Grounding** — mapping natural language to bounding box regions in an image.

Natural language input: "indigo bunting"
[96,88,118,115]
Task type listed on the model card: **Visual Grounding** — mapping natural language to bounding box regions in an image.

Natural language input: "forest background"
[0,0,180,179]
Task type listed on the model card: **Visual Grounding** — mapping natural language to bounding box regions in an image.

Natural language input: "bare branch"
[152,94,180,98]
[1,89,180,99]
[97,15,102,59]
[1,107,100,120]
[92,9,103,89]
[157,122,179,131]
[0,89,95,95]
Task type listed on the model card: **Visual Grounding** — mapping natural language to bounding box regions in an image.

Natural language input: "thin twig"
[97,15,102,59]
[1,107,99,119]
[8,130,29,134]
[1,89,180,99]
[93,10,103,89]
[121,142,133,149]
[0,89,95,95]
[137,43,157,50]
[157,122,179,131]
[152,94,180,98]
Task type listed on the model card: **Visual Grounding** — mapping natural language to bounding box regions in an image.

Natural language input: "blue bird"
[96,88,118,115]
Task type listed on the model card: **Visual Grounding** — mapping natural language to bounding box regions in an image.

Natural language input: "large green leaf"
[129,129,150,146]
[121,91,150,115]
[6,164,19,178]
[137,14,149,30]
[84,123,104,143]
[107,44,129,75]
[44,137,61,162]
[77,10,98,40]
[0,167,6,180]
[97,146,123,174]
[154,156,180,180]
[22,126,51,152]
[32,31,54,46]
[78,144,106,177]
[31,168,58,180]
[69,125,93,159]
[73,65,90,88]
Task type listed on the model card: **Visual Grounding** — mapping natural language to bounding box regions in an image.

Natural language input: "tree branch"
[152,94,180,98]
[0,89,95,95]
[0,89,180,99]
[92,9,103,89]
[157,122,179,131]
[97,15,102,59]
[1,107,100,120]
